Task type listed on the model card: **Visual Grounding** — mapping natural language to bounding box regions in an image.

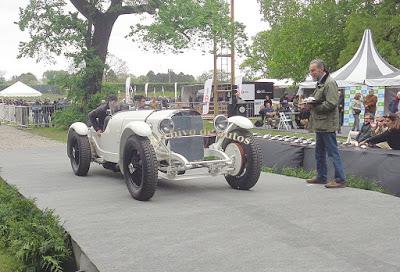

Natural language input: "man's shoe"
[306,177,326,184]
[325,181,346,188]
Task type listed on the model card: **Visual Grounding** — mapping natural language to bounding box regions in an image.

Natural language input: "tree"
[104,54,130,82]
[18,0,246,106]
[13,73,39,85]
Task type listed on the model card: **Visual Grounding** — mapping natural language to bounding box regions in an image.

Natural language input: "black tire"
[123,135,158,201]
[67,130,91,176]
[222,129,262,190]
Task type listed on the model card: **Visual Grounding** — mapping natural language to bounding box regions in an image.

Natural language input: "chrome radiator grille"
[169,111,204,161]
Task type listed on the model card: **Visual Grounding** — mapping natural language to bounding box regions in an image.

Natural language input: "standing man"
[364,89,378,117]
[306,59,346,188]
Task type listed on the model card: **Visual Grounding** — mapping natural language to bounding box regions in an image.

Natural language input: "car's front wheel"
[67,130,91,176]
[123,135,158,201]
[222,129,262,190]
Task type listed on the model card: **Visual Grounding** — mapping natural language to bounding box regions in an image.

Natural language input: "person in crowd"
[88,95,118,136]
[150,97,159,110]
[137,95,148,110]
[42,99,51,127]
[31,100,42,127]
[370,114,388,136]
[338,90,344,134]
[364,89,378,117]
[298,106,311,129]
[260,102,274,122]
[306,59,346,188]
[360,113,400,150]
[355,113,373,143]
[265,104,280,128]
[264,95,272,108]
[351,93,362,131]
[389,91,400,113]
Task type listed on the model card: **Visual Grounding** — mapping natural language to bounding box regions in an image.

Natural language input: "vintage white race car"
[67,109,262,201]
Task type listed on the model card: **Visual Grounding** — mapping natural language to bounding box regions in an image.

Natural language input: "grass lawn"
[28,127,68,142]
[0,247,23,272]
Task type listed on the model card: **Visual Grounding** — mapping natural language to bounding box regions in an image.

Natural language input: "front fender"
[228,116,254,130]
[123,121,152,137]
[119,121,152,174]
[69,122,89,136]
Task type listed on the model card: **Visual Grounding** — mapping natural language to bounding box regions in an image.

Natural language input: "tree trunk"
[85,13,118,99]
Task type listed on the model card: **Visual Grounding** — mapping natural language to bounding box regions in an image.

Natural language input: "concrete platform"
[1,144,400,272]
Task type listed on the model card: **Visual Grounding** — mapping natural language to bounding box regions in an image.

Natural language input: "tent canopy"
[299,29,399,90]
[365,71,400,87]
[331,29,398,86]
[0,81,42,97]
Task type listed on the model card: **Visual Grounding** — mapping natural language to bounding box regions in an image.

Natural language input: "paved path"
[1,126,400,272]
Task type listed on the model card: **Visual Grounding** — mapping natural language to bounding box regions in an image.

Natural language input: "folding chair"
[278,112,292,130]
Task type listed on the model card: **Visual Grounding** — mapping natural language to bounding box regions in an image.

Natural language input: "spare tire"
[222,129,262,190]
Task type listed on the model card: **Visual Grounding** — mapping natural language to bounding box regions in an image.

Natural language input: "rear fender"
[69,122,89,136]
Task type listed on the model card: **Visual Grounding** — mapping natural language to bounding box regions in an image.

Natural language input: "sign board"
[241,84,255,100]
[254,82,274,100]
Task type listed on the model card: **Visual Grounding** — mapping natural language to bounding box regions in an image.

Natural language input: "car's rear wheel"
[123,135,158,201]
[67,130,91,176]
[222,129,262,190]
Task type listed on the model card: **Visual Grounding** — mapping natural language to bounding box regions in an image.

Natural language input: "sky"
[0,1,268,80]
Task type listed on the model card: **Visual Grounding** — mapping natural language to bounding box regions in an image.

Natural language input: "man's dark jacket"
[309,72,340,132]
[88,103,109,131]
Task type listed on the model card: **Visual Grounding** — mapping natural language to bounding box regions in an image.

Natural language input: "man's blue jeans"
[315,132,346,182]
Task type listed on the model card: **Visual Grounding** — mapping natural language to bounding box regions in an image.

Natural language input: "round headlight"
[159,118,174,134]
[213,115,229,132]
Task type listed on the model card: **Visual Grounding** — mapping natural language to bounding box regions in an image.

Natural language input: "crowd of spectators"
[0,98,69,127]
[258,94,311,129]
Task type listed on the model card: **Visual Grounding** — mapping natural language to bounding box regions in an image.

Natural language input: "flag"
[202,79,213,115]
[144,83,149,97]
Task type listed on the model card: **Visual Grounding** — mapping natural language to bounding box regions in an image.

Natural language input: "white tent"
[365,71,400,87]
[331,29,398,87]
[0,81,42,97]
[299,29,399,90]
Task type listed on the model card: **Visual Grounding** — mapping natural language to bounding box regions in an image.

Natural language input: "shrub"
[52,106,86,129]
[0,178,71,272]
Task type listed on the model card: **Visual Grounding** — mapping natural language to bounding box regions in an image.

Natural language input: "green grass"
[0,247,23,272]
[263,166,386,193]
[28,127,68,143]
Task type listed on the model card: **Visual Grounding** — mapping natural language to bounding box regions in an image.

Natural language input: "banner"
[343,85,385,126]
[125,77,131,103]
[174,82,178,99]
[241,84,255,100]
[202,79,213,115]
[144,83,149,97]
